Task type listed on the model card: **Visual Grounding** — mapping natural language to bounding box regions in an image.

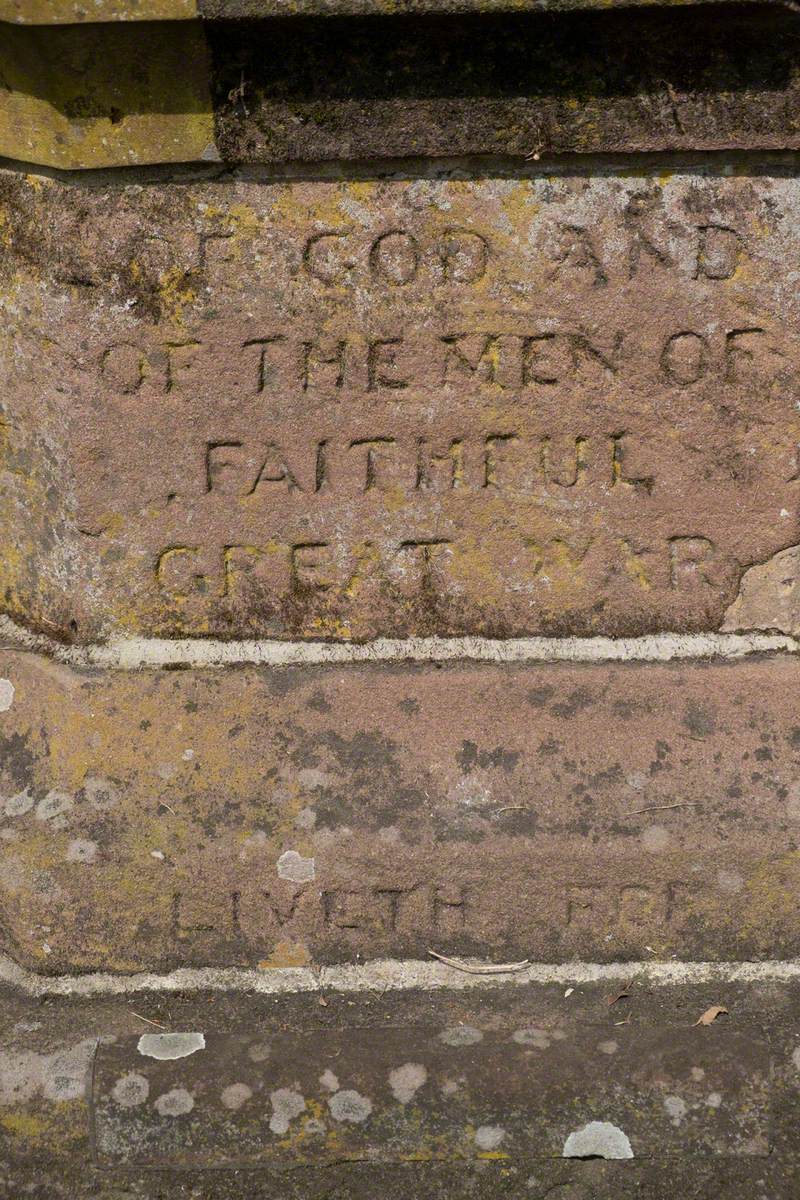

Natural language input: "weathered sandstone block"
[1,650,799,973]
[3,171,800,641]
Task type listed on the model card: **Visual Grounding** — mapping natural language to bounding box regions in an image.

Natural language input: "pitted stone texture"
[0,0,792,18]
[1,650,800,972]
[3,171,800,642]
[201,0,797,12]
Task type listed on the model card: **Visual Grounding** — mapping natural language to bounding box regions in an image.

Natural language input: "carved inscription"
[6,174,800,639]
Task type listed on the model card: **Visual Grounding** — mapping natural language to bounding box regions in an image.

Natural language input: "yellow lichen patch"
[0,1112,48,1138]
[258,940,313,968]
[0,22,214,169]
[0,0,196,20]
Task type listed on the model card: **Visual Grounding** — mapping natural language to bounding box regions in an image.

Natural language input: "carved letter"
[724,327,765,383]
[291,542,334,591]
[205,441,245,494]
[369,231,420,285]
[303,231,354,284]
[437,227,490,283]
[416,439,465,491]
[695,224,744,281]
[349,437,397,490]
[102,343,146,394]
[243,336,286,392]
[367,340,408,391]
[660,332,709,385]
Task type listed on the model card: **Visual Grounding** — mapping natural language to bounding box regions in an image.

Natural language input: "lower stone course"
[0,979,799,1196]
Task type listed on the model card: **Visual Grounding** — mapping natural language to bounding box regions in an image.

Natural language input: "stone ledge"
[0,979,799,1193]
[0,5,799,167]
[0,0,792,24]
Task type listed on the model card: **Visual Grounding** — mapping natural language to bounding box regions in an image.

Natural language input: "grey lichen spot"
[597,1040,618,1055]
[42,1040,96,1102]
[248,1041,271,1063]
[155,1087,194,1117]
[512,1028,550,1049]
[82,775,120,810]
[792,1046,800,1071]
[112,1072,150,1108]
[270,1087,306,1134]
[439,1025,483,1047]
[0,679,14,712]
[328,1089,373,1123]
[663,1095,687,1126]
[0,1040,95,1106]
[706,1092,723,1108]
[722,544,800,636]
[66,839,97,864]
[641,824,671,853]
[221,1082,252,1110]
[389,1062,427,1104]
[563,1121,634,1160]
[138,1032,205,1060]
[320,1068,339,1092]
[276,849,316,883]
[35,790,73,822]
[475,1124,506,1151]
[304,1117,327,1135]
[4,789,34,817]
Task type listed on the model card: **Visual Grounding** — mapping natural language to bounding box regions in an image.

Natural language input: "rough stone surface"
[201,0,798,13]
[0,0,793,19]
[207,8,800,162]
[2,649,800,972]
[723,546,800,637]
[4,170,800,641]
[0,980,798,1192]
[1,6,800,168]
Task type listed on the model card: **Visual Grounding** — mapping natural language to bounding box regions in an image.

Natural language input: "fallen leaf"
[695,1004,728,1026]
[428,949,530,975]
[605,979,634,1007]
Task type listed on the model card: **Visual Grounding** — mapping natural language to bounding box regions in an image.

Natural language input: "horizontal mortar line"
[5,149,800,187]
[0,619,796,669]
[3,954,800,998]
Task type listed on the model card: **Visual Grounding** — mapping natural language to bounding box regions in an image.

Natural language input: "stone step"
[0,975,798,1195]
